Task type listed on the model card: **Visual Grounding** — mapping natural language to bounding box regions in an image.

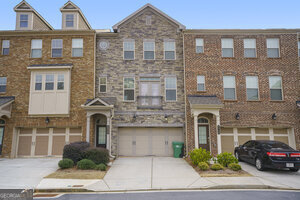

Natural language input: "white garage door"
[220,127,294,153]
[118,127,183,156]
[17,127,82,157]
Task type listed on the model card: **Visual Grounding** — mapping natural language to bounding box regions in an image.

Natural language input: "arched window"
[198,117,208,124]
[0,119,5,125]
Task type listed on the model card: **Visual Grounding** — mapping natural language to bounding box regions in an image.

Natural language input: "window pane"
[20,14,28,20]
[35,75,42,91]
[267,48,279,58]
[45,75,54,90]
[124,90,134,100]
[165,51,175,60]
[197,75,205,84]
[222,48,233,57]
[224,88,236,100]
[31,40,42,48]
[246,76,258,88]
[2,40,9,48]
[57,82,64,90]
[198,118,208,124]
[166,90,176,101]
[66,21,73,27]
[72,39,83,48]
[164,41,175,51]
[72,48,83,57]
[31,49,42,58]
[247,89,258,100]
[244,39,256,48]
[124,78,134,89]
[269,76,282,89]
[196,38,203,46]
[144,42,154,51]
[221,38,233,48]
[124,51,134,59]
[197,83,205,91]
[0,77,6,93]
[196,46,203,53]
[20,21,28,27]
[0,86,6,93]
[100,85,106,93]
[198,126,207,144]
[57,74,64,90]
[223,76,235,88]
[124,41,134,51]
[244,49,256,58]
[144,51,154,59]
[52,49,62,57]
[270,89,282,100]
[97,127,106,144]
[52,39,62,48]
[100,77,106,84]
[267,38,279,48]
[166,77,176,89]
[2,48,9,55]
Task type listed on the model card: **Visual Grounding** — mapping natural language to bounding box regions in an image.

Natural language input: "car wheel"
[255,158,264,171]
[235,152,241,162]
[289,168,299,172]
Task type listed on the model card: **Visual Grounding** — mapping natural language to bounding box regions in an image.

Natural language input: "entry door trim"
[96,125,107,148]
[198,124,210,152]
[0,126,4,155]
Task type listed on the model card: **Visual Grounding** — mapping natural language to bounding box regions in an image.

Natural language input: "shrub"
[58,158,74,169]
[63,141,90,164]
[217,152,238,167]
[95,163,107,171]
[228,163,242,171]
[189,148,212,165]
[84,147,109,165]
[77,159,96,170]
[198,162,209,171]
[211,163,224,171]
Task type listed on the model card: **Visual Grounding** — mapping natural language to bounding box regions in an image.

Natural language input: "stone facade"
[184,30,300,155]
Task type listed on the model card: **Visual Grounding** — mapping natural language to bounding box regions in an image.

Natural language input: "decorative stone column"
[86,115,91,143]
[194,113,198,149]
[216,114,221,154]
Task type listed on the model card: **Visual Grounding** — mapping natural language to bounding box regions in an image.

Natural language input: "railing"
[137,96,163,109]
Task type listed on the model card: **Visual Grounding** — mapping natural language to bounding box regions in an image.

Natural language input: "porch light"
[272,113,277,120]
[235,113,240,120]
[45,117,50,124]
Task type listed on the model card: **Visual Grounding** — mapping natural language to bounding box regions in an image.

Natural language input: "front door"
[198,125,210,151]
[96,126,107,148]
[0,127,4,155]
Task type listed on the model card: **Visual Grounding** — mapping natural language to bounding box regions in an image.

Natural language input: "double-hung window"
[51,39,63,58]
[20,14,28,28]
[267,38,280,58]
[123,40,134,60]
[221,38,234,57]
[2,40,10,55]
[57,74,64,90]
[31,39,42,58]
[269,76,283,100]
[124,77,135,101]
[223,76,236,100]
[246,76,259,100]
[143,40,155,60]
[66,14,74,28]
[35,74,42,91]
[99,77,107,93]
[197,75,205,91]
[0,77,7,93]
[164,40,175,60]
[244,39,256,58]
[72,38,83,57]
[165,77,177,101]
[196,38,204,53]
[45,74,54,90]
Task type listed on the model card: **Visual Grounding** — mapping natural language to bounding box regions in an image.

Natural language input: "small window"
[164,41,175,60]
[146,15,152,25]
[246,76,259,100]
[267,38,280,58]
[35,74,42,91]
[72,38,83,57]
[144,41,155,60]
[197,75,205,91]
[99,77,107,93]
[45,74,54,90]
[0,119,5,125]
[0,77,7,93]
[244,39,256,58]
[124,77,135,101]
[57,74,64,90]
[2,40,10,55]
[165,77,177,101]
[20,14,28,28]
[269,76,283,100]
[198,117,208,124]
[196,38,204,53]
[31,39,42,58]
[52,39,63,58]
[298,41,300,57]
[223,76,236,100]
[221,38,234,57]
[66,14,74,27]
[123,41,134,60]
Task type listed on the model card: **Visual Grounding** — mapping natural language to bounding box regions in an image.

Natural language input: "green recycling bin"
[172,141,184,158]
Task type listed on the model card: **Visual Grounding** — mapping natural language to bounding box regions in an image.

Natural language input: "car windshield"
[261,142,293,150]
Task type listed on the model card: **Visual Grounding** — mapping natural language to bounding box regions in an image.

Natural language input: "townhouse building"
[0,1,94,157]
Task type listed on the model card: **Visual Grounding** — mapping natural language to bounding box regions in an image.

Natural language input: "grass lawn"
[185,158,251,177]
[45,167,108,179]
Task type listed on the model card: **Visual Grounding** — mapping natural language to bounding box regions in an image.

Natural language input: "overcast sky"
[1,0,299,30]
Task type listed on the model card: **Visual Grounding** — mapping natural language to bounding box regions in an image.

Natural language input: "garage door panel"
[256,136,270,140]
[52,136,66,155]
[274,136,289,145]
[35,136,49,156]
[135,135,150,156]
[69,135,81,143]
[238,136,252,146]
[221,136,234,153]
[18,136,32,156]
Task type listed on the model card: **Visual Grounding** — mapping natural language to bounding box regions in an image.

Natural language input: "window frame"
[123,40,135,60]
[57,74,65,90]
[45,74,55,91]
[165,76,177,102]
[2,40,10,55]
[143,40,155,60]
[123,77,135,102]
[223,75,236,100]
[99,77,107,93]
[195,38,204,53]
[244,38,257,58]
[269,76,283,101]
[51,39,63,58]
[0,77,7,93]
[65,14,74,28]
[266,38,280,58]
[72,38,83,57]
[164,41,176,60]
[20,14,29,28]
[34,74,43,91]
[246,76,259,101]
[221,38,234,58]
[31,39,42,58]
[197,75,205,91]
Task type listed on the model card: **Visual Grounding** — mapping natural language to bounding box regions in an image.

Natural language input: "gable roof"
[60,1,92,30]
[0,96,15,107]
[112,3,185,32]
[14,0,54,30]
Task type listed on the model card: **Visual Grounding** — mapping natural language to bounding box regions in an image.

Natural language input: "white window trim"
[164,41,176,60]
[51,39,63,58]
[243,38,257,58]
[2,40,9,55]
[123,40,135,60]
[197,75,206,91]
[269,76,284,101]
[223,75,237,100]
[31,39,42,58]
[196,38,204,53]
[99,77,107,93]
[72,38,83,57]
[221,38,234,58]
[143,41,155,60]
[165,76,177,102]
[246,76,260,101]
[65,14,74,28]
[266,38,280,58]
[123,76,135,102]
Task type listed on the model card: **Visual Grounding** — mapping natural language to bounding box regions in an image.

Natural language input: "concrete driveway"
[104,157,200,190]
[0,158,59,189]
[240,162,300,189]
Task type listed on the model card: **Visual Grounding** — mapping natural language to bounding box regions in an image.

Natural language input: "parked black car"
[234,140,300,171]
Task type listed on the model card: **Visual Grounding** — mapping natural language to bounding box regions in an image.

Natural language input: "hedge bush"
[77,159,96,170]
[198,162,209,171]
[189,148,212,165]
[217,152,238,167]
[63,141,90,164]
[211,163,224,171]
[228,163,242,171]
[84,147,109,165]
[95,163,107,171]
[58,158,74,169]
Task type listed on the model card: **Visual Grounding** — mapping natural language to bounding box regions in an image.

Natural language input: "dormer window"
[20,14,28,28]
[66,14,74,27]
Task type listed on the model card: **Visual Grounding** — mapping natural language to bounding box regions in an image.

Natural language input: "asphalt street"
[34,190,300,200]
